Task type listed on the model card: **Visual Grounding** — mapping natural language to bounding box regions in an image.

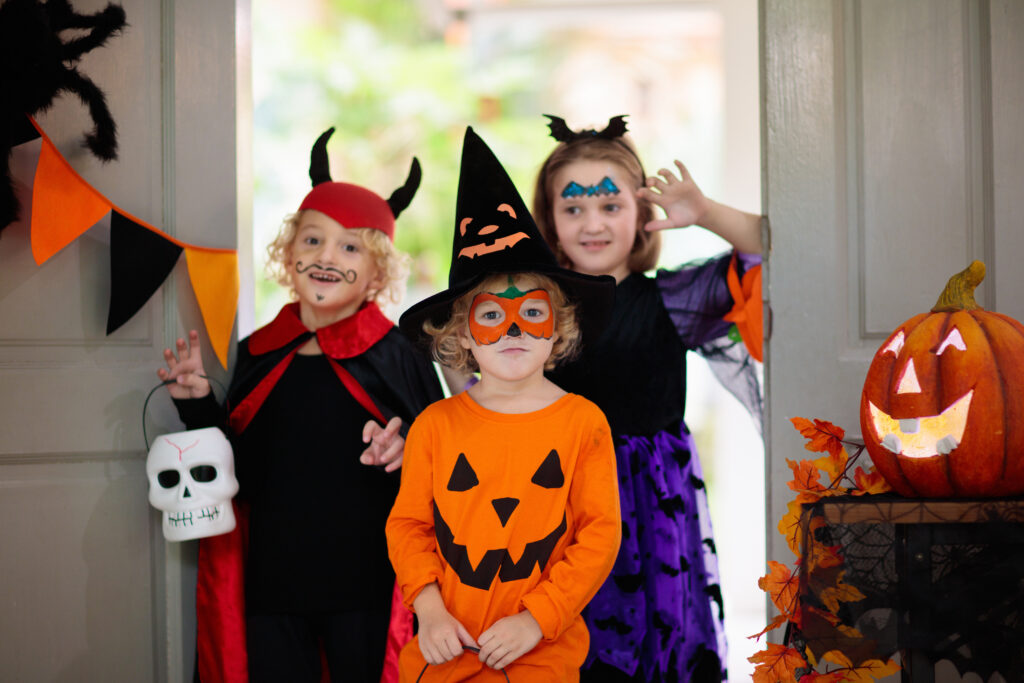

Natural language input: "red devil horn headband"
[307,127,421,220]
[309,127,336,186]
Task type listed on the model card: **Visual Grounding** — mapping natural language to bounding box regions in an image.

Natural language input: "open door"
[0,1,250,680]
[763,0,1024,677]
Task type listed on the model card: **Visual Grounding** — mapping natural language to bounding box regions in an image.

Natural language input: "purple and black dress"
[547,251,762,683]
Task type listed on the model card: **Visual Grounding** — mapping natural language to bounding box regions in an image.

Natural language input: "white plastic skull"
[147,427,238,541]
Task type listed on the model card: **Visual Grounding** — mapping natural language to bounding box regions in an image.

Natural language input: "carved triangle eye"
[447,453,479,491]
[531,449,564,489]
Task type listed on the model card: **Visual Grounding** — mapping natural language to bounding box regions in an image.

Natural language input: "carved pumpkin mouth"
[866,390,973,459]
[433,505,566,591]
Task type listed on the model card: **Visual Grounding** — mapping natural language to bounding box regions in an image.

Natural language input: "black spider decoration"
[543,114,629,143]
[0,0,127,234]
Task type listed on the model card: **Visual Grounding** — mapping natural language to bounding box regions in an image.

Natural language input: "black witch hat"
[399,126,614,348]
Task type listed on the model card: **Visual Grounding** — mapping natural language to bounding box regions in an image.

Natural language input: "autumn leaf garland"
[748,417,900,683]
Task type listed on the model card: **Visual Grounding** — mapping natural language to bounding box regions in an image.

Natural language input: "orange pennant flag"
[31,136,113,265]
[185,247,239,369]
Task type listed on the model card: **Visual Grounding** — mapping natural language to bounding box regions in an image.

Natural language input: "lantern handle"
[141,376,228,451]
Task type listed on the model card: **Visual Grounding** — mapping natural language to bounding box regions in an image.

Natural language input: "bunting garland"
[108,212,183,334]
[17,116,238,368]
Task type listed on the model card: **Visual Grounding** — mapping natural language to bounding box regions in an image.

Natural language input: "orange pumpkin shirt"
[386,391,621,682]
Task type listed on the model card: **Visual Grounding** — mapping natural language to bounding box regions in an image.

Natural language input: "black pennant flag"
[12,114,41,147]
[107,210,183,333]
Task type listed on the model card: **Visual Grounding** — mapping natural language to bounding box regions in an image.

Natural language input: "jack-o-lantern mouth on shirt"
[865,389,973,459]
[456,203,530,260]
[434,449,567,591]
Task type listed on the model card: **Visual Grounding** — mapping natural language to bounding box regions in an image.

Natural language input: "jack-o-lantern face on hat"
[434,448,567,590]
[456,202,530,260]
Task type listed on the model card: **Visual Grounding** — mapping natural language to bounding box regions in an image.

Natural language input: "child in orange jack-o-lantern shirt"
[386,127,621,682]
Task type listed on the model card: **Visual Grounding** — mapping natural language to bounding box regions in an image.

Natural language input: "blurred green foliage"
[252,0,558,323]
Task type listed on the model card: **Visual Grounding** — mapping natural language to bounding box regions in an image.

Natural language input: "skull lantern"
[147,427,238,541]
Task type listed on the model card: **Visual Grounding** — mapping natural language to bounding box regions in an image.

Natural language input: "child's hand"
[476,610,543,670]
[360,416,404,472]
[637,160,711,232]
[157,330,211,400]
[415,587,478,665]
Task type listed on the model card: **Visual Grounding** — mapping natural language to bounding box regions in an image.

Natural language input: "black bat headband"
[543,114,647,180]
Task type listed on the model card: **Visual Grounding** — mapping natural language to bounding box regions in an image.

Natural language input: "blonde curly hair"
[424,272,581,374]
[265,211,411,305]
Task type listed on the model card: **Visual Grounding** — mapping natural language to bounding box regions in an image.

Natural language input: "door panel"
[763,0,1024,677]
[0,1,245,680]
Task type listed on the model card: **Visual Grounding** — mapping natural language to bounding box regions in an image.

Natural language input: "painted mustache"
[295,261,357,283]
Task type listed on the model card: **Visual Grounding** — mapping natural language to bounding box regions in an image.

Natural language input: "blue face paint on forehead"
[561,176,621,199]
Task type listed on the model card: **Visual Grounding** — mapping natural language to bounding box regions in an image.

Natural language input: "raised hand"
[157,330,211,400]
[360,416,405,472]
[637,160,710,232]
[476,610,542,670]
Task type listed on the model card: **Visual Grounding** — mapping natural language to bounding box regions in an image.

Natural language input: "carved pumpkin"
[435,448,567,590]
[860,261,1024,497]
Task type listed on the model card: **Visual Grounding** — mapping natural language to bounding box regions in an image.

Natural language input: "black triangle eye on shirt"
[446,449,565,492]
[447,453,479,491]
[531,449,564,488]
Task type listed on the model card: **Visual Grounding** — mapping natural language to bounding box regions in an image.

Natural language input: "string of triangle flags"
[14,115,238,368]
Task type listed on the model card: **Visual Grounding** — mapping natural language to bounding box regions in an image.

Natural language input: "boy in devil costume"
[158,128,443,683]
[386,127,621,681]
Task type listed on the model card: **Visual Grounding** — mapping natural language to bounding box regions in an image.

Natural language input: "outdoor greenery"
[252,0,560,324]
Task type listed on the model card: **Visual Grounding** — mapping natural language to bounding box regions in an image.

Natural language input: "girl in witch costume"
[532,115,764,682]
[157,128,443,683]
[386,127,621,682]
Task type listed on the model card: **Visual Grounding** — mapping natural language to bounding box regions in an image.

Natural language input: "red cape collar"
[247,301,393,359]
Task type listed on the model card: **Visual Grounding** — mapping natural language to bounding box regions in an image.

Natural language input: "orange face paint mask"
[469,287,554,345]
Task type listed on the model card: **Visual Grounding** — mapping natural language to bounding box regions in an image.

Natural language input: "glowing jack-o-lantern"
[435,448,567,590]
[860,261,1024,497]
[456,202,530,260]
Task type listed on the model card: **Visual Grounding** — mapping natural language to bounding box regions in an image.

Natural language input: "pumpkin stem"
[932,260,985,312]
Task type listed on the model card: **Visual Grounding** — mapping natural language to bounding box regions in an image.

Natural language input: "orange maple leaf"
[799,672,847,683]
[791,417,846,457]
[778,498,810,555]
[748,612,790,640]
[851,466,893,495]
[758,560,801,619]
[787,458,827,494]
[806,541,843,571]
[842,658,902,682]
[814,652,902,683]
[818,572,866,613]
[813,450,849,487]
[749,643,807,683]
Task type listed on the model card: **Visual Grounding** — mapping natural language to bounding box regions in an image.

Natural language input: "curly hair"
[265,211,411,305]
[424,272,581,374]
[532,136,661,273]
